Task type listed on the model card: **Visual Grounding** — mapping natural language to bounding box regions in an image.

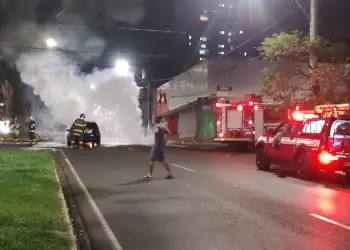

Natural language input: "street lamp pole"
[309,0,319,42]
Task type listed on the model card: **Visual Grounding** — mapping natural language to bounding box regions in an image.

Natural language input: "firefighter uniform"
[9,117,20,144]
[27,117,37,145]
[71,114,86,148]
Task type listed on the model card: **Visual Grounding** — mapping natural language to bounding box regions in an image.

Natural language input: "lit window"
[199,49,206,55]
[228,32,232,36]
[200,15,208,21]
[219,30,225,35]
[228,38,231,42]
[228,4,234,8]
[218,44,225,48]
[200,37,207,42]
[201,44,206,48]
[239,30,243,34]
[189,35,192,40]
[244,52,247,56]
[189,42,191,46]
[218,51,224,55]
[199,57,204,60]
[219,4,225,7]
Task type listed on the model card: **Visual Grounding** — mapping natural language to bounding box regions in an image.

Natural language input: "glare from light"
[115,59,130,76]
[90,83,96,90]
[0,102,4,106]
[46,38,57,48]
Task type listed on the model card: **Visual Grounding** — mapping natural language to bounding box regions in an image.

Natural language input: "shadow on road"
[115,177,158,187]
[266,166,350,192]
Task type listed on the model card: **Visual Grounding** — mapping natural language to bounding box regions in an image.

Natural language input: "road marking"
[170,144,187,148]
[171,163,195,173]
[310,213,350,231]
[60,150,123,250]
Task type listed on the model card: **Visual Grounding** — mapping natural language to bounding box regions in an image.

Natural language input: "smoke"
[16,51,152,145]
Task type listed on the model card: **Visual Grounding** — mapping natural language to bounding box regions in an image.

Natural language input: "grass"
[0,150,73,250]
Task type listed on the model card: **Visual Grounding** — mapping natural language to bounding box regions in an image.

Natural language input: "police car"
[255,103,350,182]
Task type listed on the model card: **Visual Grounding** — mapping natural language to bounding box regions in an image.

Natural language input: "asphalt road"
[63,145,350,250]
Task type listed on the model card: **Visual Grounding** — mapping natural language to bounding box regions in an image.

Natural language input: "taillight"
[318,150,338,165]
[215,103,221,108]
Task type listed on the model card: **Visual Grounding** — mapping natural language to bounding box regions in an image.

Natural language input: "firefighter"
[27,116,37,146]
[9,116,20,144]
[71,113,86,149]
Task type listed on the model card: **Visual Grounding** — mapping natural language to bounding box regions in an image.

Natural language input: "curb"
[53,151,92,250]
[53,160,77,250]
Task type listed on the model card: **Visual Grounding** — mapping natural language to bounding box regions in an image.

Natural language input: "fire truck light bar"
[291,111,319,121]
[314,103,350,114]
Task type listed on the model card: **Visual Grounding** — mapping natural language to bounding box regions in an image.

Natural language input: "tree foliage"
[258,31,350,105]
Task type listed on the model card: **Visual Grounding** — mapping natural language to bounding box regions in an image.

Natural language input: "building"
[173,1,258,68]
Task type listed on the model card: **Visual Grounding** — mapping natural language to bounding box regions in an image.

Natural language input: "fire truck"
[214,94,285,150]
[255,103,350,182]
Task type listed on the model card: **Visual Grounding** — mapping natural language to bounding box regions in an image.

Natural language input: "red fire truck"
[214,95,285,150]
[255,103,350,182]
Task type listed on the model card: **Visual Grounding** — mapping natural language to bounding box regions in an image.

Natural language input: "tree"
[257,31,350,105]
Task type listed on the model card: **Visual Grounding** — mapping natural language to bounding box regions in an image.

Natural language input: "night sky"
[0,0,349,84]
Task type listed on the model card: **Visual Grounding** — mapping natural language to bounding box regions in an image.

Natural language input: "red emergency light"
[314,103,350,117]
[291,111,319,121]
[237,104,243,111]
[318,150,338,165]
[248,120,253,125]
[253,105,259,111]
[215,102,221,108]
[249,101,254,106]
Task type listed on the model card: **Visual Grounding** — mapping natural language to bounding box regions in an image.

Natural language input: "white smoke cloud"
[16,51,152,145]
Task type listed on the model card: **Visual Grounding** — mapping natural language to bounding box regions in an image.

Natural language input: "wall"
[159,61,208,110]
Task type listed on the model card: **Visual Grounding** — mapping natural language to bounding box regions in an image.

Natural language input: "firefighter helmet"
[80,113,86,119]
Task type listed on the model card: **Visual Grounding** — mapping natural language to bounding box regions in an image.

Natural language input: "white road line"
[171,163,195,173]
[60,150,123,250]
[170,144,187,148]
[310,213,350,231]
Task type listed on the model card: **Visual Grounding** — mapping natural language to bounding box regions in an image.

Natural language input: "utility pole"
[309,0,320,94]
[309,0,319,69]
[310,0,319,42]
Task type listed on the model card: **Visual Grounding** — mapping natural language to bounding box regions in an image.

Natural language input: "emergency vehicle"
[255,103,350,182]
[214,94,285,150]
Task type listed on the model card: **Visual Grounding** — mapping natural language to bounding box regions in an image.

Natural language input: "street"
[63,145,350,250]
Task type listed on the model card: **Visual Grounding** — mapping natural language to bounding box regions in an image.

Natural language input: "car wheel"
[256,145,270,171]
[96,137,101,146]
[296,151,315,180]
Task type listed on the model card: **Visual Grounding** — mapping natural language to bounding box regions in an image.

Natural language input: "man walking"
[144,116,174,179]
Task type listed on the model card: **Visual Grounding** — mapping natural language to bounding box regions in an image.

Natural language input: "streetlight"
[46,38,57,48]
[115,59,130,76]
[90,83,96,90]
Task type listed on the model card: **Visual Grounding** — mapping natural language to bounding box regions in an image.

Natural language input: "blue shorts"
[150,147,165,162]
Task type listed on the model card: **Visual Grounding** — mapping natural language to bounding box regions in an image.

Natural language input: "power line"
[0,44,172,58]
[293,0,310,20]
[54,21,187,35]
